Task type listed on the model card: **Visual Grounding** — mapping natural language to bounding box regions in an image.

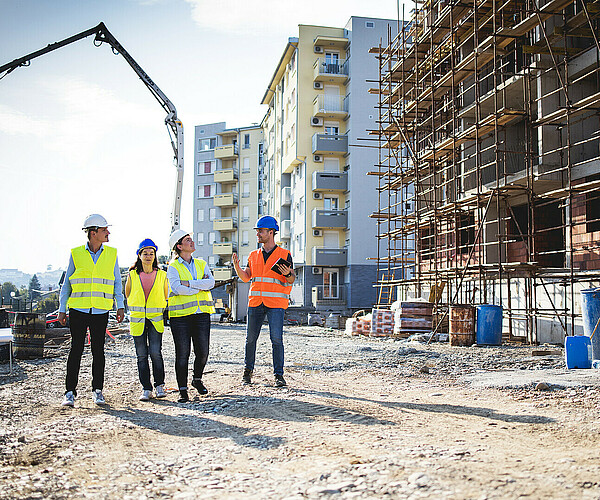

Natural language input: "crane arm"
[0,22,183,231]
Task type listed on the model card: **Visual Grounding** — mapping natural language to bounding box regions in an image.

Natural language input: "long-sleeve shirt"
[58,242,125,314]
[167,256,215,296]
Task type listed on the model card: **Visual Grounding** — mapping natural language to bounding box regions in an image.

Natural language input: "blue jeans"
[133,320,165,391]
[170,313,210,390]
[245,304,285,376]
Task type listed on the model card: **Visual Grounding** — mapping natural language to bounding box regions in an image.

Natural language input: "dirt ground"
[1,324,600,499]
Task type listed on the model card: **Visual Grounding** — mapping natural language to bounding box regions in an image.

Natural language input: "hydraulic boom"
[0,22,183,231]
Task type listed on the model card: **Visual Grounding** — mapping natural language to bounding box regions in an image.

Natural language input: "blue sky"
[0,0,403,274]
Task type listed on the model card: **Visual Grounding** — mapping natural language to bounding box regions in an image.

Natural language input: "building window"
[197,233,204,245]
[204,161,213,174]
[324,195,338,210]
[198,185,214,198]
[242,182,250,198]
[243,134,250,149]
[242,206,249,222]
[209,208,217,221]
[199,138,216,151]
[197,209,204,222]
[242,157,250,173]
[209,232,216,245]
[208,256,216,266]
[299,196,305,214]
[204,185,212,198]
[242,231,249,246]
[366,21,375,28]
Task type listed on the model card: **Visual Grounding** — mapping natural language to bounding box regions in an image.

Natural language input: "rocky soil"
[1,324,600,499]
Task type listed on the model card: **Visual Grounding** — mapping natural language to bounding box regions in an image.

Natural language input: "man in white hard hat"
[58,214,125,407]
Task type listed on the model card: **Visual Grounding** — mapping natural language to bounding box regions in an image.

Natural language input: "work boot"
[275,374,287,387]
[192,378,208,395]
[178,390,189,403]
[242,368,252,385]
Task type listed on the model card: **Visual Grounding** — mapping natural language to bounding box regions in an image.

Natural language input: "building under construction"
[371,0,600,343]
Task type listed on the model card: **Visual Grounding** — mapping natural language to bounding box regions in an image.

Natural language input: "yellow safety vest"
[128,269,167,335]
[67,245,117,311]
[168,258,215,318]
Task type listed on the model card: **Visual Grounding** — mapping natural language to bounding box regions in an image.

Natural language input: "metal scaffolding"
[370,0,600,343]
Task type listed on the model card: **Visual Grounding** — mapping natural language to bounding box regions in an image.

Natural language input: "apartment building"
[373,0,600,343]
[193,122,264,314]
[261,17,397,311]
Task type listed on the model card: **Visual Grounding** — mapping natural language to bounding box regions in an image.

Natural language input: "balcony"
[214,168,238,183]
[213,217,237,231]
[312,171,348,192]
[312,247,347,267]
[213,267,233,280]
[312,133,348,155]
[213,242,236,255]
[280,219,291,239]
[313,95,348,118]
[313,57,349,83]
[214,193,238,207]
[214,143,239,160]
[281,186,291,206]
[311,284,347,308]
[312,208,347,229]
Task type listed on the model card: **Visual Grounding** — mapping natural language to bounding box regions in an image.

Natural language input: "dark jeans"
[170,313,210,390]
[245,304,285,376]
[65,309,108,395]
[133,320,165,391]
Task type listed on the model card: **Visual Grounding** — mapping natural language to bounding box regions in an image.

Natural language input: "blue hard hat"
[254,215,279,231]
[137,238,158,255]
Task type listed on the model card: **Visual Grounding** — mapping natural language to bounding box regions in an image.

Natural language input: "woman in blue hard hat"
[125,238,169,401]
[167,229,215,403]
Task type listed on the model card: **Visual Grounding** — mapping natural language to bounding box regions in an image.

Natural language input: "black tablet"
[270,257,290,275]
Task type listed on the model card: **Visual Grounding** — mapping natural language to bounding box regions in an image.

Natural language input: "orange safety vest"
[248,246,292,309]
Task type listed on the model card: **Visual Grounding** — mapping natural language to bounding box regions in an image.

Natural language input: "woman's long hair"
[129,248,159,273]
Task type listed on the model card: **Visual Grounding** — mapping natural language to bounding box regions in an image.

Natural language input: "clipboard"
[270,257,290,275]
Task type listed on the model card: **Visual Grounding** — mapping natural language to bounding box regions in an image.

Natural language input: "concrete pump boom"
[0,22,183,231]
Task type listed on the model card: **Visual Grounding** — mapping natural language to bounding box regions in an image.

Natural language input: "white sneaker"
[155,385,167,398]
[92,389,106,405]
[139,389,152,401]
[61,391,75,407]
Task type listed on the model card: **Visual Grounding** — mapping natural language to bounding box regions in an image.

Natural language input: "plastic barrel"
[12,312,46,359]
[565,336,592,369]
[581,288,600,360]
[449,305,475,346]
[476,305,503,345]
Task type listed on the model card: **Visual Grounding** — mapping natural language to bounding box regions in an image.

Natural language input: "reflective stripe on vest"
[127,269,167,336]
[167,258,215,318]
[248,246,292,309]
[67,245,117,311]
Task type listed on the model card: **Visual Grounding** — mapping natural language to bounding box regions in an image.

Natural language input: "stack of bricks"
[394,301,434,337]
[345,316,371,336]
[370,309,394,337]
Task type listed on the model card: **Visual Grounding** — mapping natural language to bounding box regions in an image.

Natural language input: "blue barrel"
[476,305,503,345]
[581,288,600,360]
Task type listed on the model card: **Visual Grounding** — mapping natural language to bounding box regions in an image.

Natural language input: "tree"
[29,274,41,300]
[1,282,18,304]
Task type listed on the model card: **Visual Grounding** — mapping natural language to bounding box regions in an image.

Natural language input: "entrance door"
[323,268,339,298]
[324,85,340,112]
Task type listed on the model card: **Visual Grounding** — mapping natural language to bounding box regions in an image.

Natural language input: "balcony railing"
[311,284,347,307]
[312,133,348,155]
[313,57,349,81]
[213,217,237,231]
[214,193,238,207]
[312,208,348,229]
[280,219,291,239]
[214,168,238,183]
[213,267,233,280]
[214,143,239,159]
[312,171,348,191]
[213,242,236,255]
[281,186,291,206]
[312,247,347,267]
[313,95,348,117]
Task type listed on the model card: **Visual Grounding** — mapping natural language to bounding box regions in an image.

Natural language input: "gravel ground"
[1,324,600,499]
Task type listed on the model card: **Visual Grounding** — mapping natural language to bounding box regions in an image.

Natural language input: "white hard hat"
[169,229,190,249]
[82,214,110,229]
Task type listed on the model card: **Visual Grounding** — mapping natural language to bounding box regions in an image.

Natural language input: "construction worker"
[232,215,294,387]
[167,229,215,403]
[125,238,169,402]
[58,214,125,407]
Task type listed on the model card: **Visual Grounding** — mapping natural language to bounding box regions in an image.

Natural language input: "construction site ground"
[1,323,600,499]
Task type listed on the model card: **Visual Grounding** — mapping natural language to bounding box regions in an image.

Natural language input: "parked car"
[46,310,68,328]
[210,307,229,323]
